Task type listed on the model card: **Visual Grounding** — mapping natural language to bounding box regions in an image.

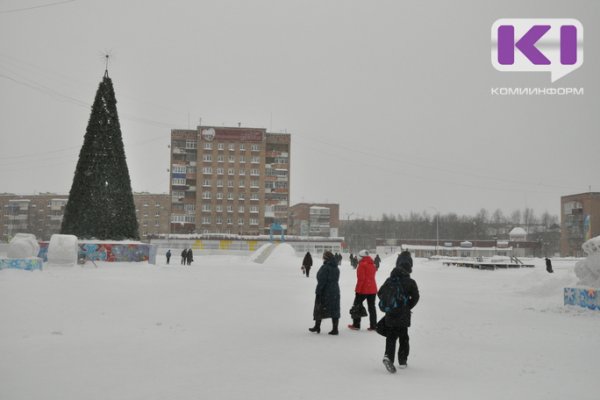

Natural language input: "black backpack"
[378,277,408,313]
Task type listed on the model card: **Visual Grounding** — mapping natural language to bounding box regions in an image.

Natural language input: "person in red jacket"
[348,249,378,331]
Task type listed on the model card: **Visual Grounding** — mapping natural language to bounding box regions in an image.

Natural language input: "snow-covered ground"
[1,245,599,400]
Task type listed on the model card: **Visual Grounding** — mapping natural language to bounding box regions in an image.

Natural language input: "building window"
[239,155,245,163]
[251,180,259,188]
[228,168,235,175]
[202,167,212,174]
[203,154,212,162]
[218,143,224,150]
[216,192,224,200]
[251,156,260,164]
[216,205,223,212]
[202,191,211,199]
[202,216,211,225]
[238,219,244,225]
[185,140,197,149]
[217,155,224,163]
[227,192,234,200]
[239,193,245,200]
[250,192,259,200]
[172,165,186,173]
[227,217,233,225]
[227,180,234,188]
[251,144,260,152]
[202,204,211,212]
[216,216,222,224]
[172,178,186,185]
[239,169,246,176]
[217,179,223,187]
[238,179,245,188]
[184,204,195,212]
[238,205,245,213]
[240,144,245,151]
[203,142,212,150]
[216,168,224,175]
[228,155,235,163]
[250,218,258,225]
[250,169,259,176]
[227,205,233,212]
[228,143,235,151]
[203,179,211,187]
[250,206,258,213]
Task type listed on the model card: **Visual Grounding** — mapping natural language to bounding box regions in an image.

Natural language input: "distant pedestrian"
[308,251,340,335]
[181,249,187,265]
[374,254,381,270]
[186,248,194,266]
[379,250,420,373]
[166,249,172,264]
[348,250,378,331]
[302,251,313,278]
[545,257,554,273]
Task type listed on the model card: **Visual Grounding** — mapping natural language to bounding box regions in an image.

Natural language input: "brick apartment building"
[561,192,600,256]
[288,203,340,237]
[170,126,291,235]
[0,193,171,241]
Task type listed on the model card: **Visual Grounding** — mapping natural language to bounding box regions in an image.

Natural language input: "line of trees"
[340,208,560,255]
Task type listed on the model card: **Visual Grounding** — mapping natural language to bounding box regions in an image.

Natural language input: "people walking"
[348,249,378,331]
[308,251,341,335]
[186,248,194,266]
[379,250,420,373]
[166,249,171,264]
[181,248,187,265]
[302,251,313,278]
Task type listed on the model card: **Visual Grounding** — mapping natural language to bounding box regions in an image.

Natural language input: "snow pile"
[47,234,78,266]
[574,235,600,288]
[248,243,272,263]
[263,243,298,266]
[7,233,40,259]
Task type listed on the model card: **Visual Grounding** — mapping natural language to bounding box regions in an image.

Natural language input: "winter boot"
[398,359,407,369]
[309,319,321,334]
[347,324,359,331]
[328,319,339,335]
[383,356,396,373]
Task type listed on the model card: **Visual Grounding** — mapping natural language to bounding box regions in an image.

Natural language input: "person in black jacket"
[545,257,554,273]
[309,251,341,335]
[181,249,187,265]
[186,248,194,266]
[302,251,313,277]
[374,254,381,270]
[166,249,171,264]
[379,251,419,373]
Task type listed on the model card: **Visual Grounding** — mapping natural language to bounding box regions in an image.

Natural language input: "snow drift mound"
[575,235,600,288]
[264,243,297,265]
[47,234,78,266]
[7,233,40,258]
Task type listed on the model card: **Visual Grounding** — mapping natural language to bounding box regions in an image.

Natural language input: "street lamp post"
[429,206,439,256]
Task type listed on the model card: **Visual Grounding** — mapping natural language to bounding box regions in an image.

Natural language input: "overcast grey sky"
[0,0,598,219]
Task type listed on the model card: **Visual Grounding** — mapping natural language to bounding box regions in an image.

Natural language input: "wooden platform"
[442,260,534,270]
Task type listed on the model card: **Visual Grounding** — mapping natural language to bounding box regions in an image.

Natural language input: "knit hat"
[323,251,335,261]
[358,249,369,258]
[397,251,413,272]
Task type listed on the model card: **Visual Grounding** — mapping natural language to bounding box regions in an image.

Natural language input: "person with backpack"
[302,251,313,278]
[308,251,341,335]
[348,249,378,331]
[378,250,420,373]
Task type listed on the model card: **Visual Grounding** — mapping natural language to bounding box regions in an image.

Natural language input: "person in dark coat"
[374,254,381,270]
[302,251,313,277]
[379,250,419,373]
[181,249,187,265]
[186,248,194,266]
[348,249,378,331]
[309,251,341,335]
[166,249,172,264]
[545,257,554,273]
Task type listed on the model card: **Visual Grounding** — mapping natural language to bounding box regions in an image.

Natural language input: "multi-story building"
[288,203,340,237]
[0,193,170,242]
[561,192,600,256]
[170,126,291,235]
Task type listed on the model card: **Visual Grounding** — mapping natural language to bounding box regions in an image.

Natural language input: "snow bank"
[47,234,78,266]
[7,233,39,259]
[263,243,298,266]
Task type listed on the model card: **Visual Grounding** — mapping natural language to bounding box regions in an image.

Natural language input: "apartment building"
[288,203,340,237]
[170,126,291,235]
[0,193,170,241]
[561,192,600,256]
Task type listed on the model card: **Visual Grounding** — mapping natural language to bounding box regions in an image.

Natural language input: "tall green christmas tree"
[61,70,139,240]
